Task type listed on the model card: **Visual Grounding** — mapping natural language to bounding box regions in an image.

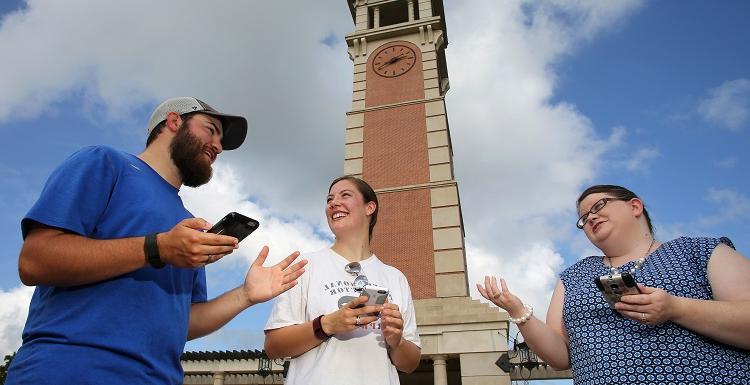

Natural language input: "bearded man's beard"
[170,124,213,187]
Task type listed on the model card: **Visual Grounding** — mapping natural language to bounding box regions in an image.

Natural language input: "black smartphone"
[207,212,259,242]
[594,272,640,308]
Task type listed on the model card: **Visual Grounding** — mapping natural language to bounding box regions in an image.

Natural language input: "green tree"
[0,353,15,385]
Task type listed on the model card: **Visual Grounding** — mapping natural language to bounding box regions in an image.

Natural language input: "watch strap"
[144,233,165,269]
[312,315,331,341]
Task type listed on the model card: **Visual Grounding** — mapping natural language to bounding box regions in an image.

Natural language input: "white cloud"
[445,1,642,305]
[0,285,34,356]
[0,0,354,221]
[697,187,750,228]
[714,157,737,169]
[698,78,750,131]
[0,0,645,352]
[622,146,660,173]
[468,242,564,323]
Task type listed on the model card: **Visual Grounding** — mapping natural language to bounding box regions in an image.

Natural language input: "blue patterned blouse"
[560,237,750,384]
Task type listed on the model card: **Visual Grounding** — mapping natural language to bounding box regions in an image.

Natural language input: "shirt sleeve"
[265,272,308,331]
[192,267,208,303]
[22,146,117,239]
[398,273,421,348]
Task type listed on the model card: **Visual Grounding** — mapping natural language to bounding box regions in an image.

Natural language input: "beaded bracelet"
[508,304,533,325]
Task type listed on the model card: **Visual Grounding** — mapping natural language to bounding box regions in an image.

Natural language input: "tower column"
[433,355,448,385]
[373,6,380,28]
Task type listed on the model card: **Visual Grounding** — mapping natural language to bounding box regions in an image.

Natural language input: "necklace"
[606,238,656,275]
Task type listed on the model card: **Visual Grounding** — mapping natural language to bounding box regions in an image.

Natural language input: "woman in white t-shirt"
[264,176,421,385]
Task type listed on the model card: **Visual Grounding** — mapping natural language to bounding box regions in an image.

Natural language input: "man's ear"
[165,112,182,133]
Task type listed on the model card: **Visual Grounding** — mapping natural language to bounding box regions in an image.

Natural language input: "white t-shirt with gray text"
[265,248,421,385]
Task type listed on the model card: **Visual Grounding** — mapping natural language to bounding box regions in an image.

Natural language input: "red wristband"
[312,315,331,341]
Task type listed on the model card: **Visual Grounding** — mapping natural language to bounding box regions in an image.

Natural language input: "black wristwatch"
[144,233,165,269]
[312,315,331,341]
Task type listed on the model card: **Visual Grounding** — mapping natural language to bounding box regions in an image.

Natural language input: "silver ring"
[355,315,361,326]
[640,312,646,322]
[205,255,214,263]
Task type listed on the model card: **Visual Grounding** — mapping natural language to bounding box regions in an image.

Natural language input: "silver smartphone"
[360,284,389,307]
[594,272,640,308]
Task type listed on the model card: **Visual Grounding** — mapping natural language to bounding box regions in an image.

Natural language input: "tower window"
[369,1,409,29]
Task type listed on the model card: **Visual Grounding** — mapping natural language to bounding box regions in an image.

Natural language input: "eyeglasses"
[576,197,627,229]
[345,262,368,291]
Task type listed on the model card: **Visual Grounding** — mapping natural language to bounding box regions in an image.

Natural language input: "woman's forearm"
[264,322,322,359]
[388,338,421,373]
[516,317,571,370]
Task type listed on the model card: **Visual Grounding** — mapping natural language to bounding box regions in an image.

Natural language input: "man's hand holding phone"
[153,212,260,268]
[156,217,239,268]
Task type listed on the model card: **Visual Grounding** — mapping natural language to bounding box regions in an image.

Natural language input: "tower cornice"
[345,16,445,48]
[346,95,444,115]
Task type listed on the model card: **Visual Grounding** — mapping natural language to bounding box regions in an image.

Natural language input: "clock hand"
[377,53,413,71]
[377,57,399,70]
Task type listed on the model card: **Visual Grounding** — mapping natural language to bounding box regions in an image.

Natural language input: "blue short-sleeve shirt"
[8,146,206,385]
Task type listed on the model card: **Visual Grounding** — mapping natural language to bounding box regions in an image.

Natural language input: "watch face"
[372,45,417,78]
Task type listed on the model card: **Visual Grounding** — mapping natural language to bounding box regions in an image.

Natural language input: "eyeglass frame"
[576,197,630,229]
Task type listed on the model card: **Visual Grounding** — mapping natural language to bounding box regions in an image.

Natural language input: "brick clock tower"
[344,1,510,384]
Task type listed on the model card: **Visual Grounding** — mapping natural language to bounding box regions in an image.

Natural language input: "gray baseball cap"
[146,97,248,150]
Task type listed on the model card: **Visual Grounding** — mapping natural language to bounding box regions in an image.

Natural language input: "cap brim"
[204,112,247,151]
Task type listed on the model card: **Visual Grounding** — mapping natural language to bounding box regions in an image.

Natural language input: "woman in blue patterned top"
[477,185,750,384]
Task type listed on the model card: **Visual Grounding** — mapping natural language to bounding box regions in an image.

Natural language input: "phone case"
[360,284,389,306]
[595,272,640,308]
[208,212,259,242]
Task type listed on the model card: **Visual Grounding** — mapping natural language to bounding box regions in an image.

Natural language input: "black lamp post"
[257,354,273,378]
[495,335,546,378]
[515,341,539,370]
[258,355,291,381]
[274,358,290,378]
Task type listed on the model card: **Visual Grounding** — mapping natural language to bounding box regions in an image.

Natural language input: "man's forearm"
[188,287,252,340]
[19,228,147,287]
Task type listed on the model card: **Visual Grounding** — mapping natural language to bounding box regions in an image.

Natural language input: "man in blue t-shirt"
[6,97,307,385]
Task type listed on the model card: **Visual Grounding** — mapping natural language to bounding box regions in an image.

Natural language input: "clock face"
[372,45,417,78]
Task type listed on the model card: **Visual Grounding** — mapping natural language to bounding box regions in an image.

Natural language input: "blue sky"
[553,1,749,248]
[1,1,749,383]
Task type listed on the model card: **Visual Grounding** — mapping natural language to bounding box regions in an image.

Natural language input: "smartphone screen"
[595,272,640,308]
[207,212,259,242]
